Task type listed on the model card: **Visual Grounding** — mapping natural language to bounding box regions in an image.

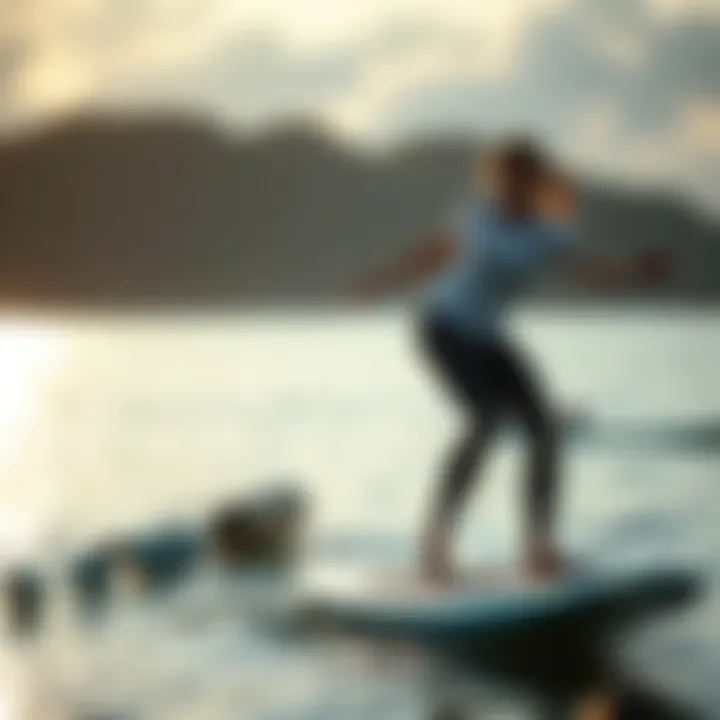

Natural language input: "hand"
[341,279,378,307]
[345,277,380,303]
[344,270,393,303]
[633,248,676,286]
[538,172,577,223]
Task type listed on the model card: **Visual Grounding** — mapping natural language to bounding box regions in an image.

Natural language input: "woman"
[352,138,672,582]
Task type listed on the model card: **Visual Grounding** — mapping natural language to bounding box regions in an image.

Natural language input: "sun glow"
[0,317,67,559]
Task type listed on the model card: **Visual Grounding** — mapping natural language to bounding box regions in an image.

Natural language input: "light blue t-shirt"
[427,198,575,339]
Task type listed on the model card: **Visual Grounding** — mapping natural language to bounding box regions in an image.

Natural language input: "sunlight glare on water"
[0,316,68,563]
[0,309,718,718]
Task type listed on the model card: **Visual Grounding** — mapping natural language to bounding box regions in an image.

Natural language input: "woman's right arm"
[347,231,457,300]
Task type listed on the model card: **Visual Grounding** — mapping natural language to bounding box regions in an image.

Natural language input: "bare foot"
[524,545,564,582]
[419,522,455,586]
[422,567,457,590]
[419,546,456,586]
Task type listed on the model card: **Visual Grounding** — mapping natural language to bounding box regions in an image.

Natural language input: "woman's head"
[480,137,554,221]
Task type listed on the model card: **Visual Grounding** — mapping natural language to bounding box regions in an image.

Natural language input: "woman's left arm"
[542,174,678,290]
[569,247,677,289]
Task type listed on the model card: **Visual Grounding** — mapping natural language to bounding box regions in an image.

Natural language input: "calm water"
[1,308,720,718]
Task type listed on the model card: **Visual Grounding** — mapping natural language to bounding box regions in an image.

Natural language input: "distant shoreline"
[1,116,717,310]
[1,298,718,321]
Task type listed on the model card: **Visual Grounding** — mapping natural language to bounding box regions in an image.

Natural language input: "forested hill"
[0,115,716,306]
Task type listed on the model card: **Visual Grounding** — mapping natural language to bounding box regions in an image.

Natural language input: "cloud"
[0,38,26,116]
[0,0,717,209]
[363,0,720,206]
[0,0,566,122]
[2,0,240,120]
[649,0,720,20]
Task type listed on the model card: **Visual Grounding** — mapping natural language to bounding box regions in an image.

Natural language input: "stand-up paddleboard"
[295,563,699,645]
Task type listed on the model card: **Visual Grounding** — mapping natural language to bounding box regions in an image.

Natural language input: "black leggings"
[421,316,558,544]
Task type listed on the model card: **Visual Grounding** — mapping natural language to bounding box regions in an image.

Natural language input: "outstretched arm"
[542,175,677,290]
[348,231,457,300]
[569,247,676,290]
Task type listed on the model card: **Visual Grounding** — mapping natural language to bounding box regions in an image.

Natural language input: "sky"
[0,0,718,210]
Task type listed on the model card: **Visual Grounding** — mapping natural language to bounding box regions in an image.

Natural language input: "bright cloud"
[1,0,567,123]
[681,98,720,158]
[0,0,718,209]
[649,0,720,20]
